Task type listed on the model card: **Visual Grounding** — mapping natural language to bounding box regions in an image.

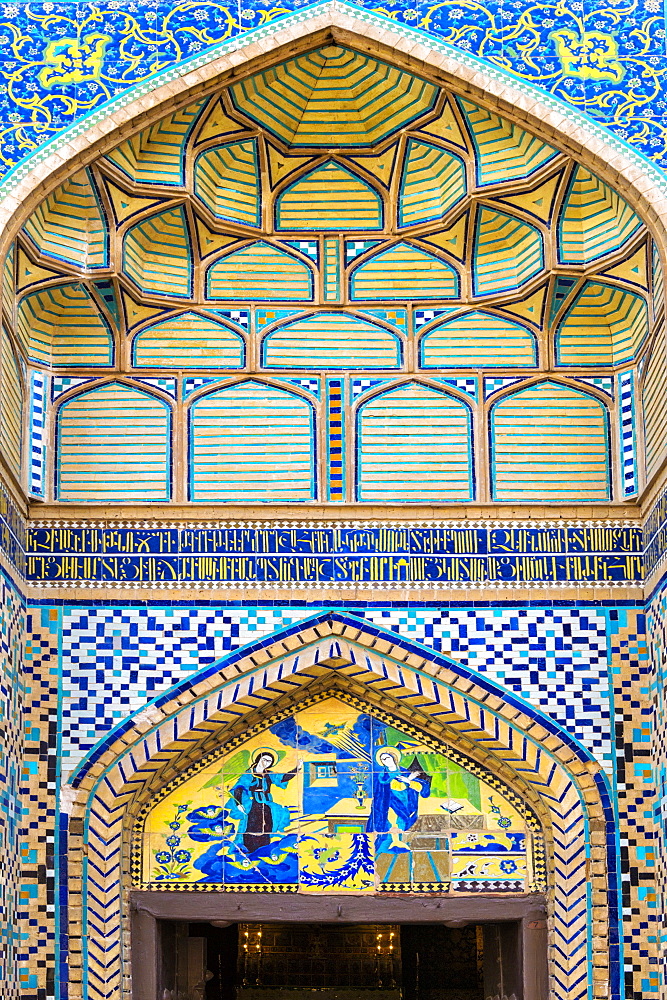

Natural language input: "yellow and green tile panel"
[398,140,466,227]
[558,167,642,265]
[105,100,205,186]
[189,380,315,502]
[194,140,261,227]
[22,169,108,270]
[556,283,648,366]
[133,312,245,368]
[56,383,171,502]
[0,329,23,480]
[17,284,113,367]
[275,162,383,231]
[123,207,192,299]
[491,381,610,501]
[350,243,459,300]
[420,311,536,368]
[206,242,313,301]
[229,47,438,147]
[262,313,401,369]
[357,382,473,501]
[11,46,658,503]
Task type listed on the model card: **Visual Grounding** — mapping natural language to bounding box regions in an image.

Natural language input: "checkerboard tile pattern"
[58,604,614,774]
[648,588,667,994]
[610,610,657,998]
[18,608,59,1000]
[0,576,25,1000]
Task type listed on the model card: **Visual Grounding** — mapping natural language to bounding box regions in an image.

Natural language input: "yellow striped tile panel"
[474,209,543,296]
[22,169,108,269]
[458,98,557,186]
[57,383,170,501]
[556,282,648,365]
[190,380,315,501]
[558,167,642,265]
[263,312,401,368]
[0,330,23,479]
[194,140,260,227]
[18,284,113,366]
[491,381,609,501]
[276,161,382,231]
[642,331,666,480]
[357,382,472,501]
[323,238,340,303]
[420,310,536,367]
[207,242,313,301]
[123,207,192,298]
[105,100,205,186]
[399,140,466,227]
[351,242,459,300]
[2,244,13,322]
[133,311,244,368]
[653,242,664,319]
[229,46,437,147]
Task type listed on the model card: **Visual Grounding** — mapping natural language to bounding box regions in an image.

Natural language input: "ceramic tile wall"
[0,573,25,1000]
[13,596,653,1000]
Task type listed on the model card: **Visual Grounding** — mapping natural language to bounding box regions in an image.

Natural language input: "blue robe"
[367,765,431,834]
[226,768,296,853]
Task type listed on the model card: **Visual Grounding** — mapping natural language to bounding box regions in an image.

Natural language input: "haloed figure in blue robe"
[226,749,298,854]
[367,746,431,854]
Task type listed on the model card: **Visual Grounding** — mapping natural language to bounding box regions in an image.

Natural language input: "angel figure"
[367,746,431,854]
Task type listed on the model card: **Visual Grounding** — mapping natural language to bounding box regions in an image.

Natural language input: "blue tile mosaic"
[1,0,666,192]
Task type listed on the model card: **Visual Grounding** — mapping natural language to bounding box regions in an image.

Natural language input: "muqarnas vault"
[2,8,667,1000]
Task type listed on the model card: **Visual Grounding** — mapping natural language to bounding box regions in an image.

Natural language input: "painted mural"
[139,696,543,893]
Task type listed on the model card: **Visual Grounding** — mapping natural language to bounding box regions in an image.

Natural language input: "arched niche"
[64,612,615,1000]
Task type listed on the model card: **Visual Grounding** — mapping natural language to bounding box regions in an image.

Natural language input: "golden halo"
[375,745,401,765]
[251,746,277,767]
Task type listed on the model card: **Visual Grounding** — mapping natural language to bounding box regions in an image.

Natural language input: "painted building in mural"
[4,1,667,999]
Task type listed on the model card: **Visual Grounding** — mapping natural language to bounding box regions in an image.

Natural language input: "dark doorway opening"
[157,921,522,1000]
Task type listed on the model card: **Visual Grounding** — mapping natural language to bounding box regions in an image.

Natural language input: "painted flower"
[165,835,180,847]
[155,851,171,864]
[403,8,419,19]
[645,0,661,11]
[174,850,191,863]
[500,859,518,874]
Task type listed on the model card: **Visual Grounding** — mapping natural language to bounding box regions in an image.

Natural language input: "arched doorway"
[66,613,611,1000]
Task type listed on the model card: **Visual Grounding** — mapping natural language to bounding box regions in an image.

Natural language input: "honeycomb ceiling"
[7,44,653,377]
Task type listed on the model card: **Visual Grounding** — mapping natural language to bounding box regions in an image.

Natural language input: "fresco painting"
[141,697,538,893]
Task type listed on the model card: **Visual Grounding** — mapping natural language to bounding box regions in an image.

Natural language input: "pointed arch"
[355,380,473,502]
[56,381,171,501]
[262,311,402,369]
[132,310,245,368]
[490,378,610,501]
[62,612,614,1000]
[275,160,383,231]
[188,378,316,502]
